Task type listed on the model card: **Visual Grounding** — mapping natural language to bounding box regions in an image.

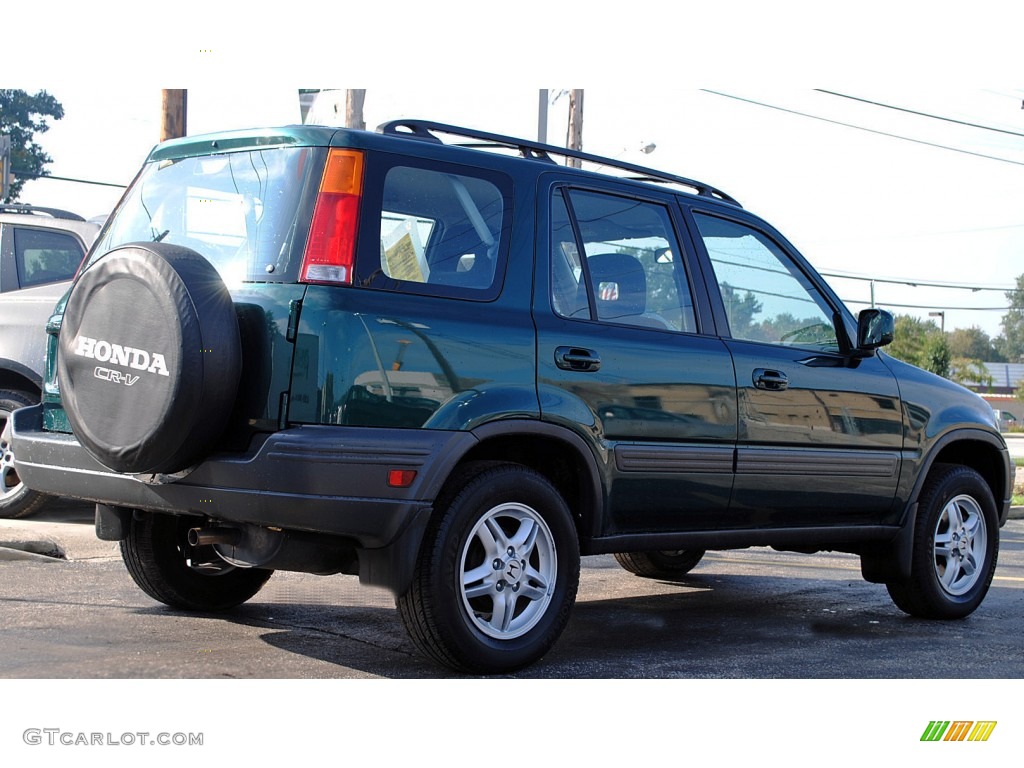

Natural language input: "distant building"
[957,362,1024,419]
[980,363,1024,396]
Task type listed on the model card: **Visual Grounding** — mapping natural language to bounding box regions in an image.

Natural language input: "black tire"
[0,389,54,519]
[57,242,241,475]
[397,463,580,674]
[121,512,272,611]
[886,464,999,620]
[613,549,706,579]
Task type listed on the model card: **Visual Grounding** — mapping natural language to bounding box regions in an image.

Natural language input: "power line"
[816,90,1024,138]
[843,298,1011,311]
[701,90,1024,168]
[821,270,1014,292]
[12,169,127,189]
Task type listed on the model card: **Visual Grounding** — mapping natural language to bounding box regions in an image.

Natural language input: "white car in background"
[0,204,101,518]
[993,409,1018,433]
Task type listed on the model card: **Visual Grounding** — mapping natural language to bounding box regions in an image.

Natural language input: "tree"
[948,326,1004,363]
[996,273,1024,363]
[0,89,63,202]
[718,282,762,339]
[950,358,993,390]
[886,314,951,377]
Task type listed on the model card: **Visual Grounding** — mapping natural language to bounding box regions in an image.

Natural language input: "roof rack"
[0,204,86,222]
[377,119,741,208]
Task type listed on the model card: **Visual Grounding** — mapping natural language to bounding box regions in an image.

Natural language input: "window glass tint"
[695,213,838,350]
[375,166,505,293]
[92,146,320,284]
[14,228,83,287]
[551,188,696,332]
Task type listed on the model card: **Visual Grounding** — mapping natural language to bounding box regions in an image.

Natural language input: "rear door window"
[551,187,697,333]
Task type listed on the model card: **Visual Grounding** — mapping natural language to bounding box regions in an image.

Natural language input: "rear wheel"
[0,389,53,519]
[121,512,272,611]
[886,464,998,619]
[397,463,580,674]
[614,549,706,579]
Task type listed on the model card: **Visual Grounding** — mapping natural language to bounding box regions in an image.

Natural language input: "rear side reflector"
[300,149,364,285]
[388,469,417,488]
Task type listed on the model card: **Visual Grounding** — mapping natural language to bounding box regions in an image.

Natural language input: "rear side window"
[14,227,83,287]
[359,162,512,300]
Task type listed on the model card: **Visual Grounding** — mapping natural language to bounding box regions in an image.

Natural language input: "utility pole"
[566,89,583,168]
[537,89,548,143]
[161,89,187,142]
[0,135,10,201]
[346,90,366,130]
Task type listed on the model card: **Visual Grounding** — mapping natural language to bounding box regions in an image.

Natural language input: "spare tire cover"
[58,242,241,475]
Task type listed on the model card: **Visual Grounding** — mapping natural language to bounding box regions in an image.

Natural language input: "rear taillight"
[300,149,364,285]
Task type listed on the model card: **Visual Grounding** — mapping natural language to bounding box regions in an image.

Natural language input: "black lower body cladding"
[57,242,241,475]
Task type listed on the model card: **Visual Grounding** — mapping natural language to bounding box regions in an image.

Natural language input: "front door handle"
[753,368,789,391]
[555,346,601,372]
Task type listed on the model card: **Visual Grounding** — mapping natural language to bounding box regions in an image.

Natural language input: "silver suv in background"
[0,204,101,518]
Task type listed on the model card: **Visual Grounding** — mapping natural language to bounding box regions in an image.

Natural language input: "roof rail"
[0,204,86,222]
[377,119,741,207]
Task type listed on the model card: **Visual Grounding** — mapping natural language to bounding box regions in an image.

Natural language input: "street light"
[929,311,945,333]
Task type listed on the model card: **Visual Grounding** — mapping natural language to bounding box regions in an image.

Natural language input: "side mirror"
[856,308,894,353]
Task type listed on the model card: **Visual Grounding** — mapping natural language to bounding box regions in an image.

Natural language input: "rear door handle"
[753,368,788,391]
[555,346,601,372]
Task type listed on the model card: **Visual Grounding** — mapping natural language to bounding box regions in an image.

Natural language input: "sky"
[14,83,1023,341]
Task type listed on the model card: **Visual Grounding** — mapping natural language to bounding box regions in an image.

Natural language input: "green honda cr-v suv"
[11,120,1013,673]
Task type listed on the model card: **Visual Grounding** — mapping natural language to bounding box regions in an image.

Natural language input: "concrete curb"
[0,501,118,561]
[0,545,66,562]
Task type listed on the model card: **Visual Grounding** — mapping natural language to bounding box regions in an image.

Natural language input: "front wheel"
[397,463,580,674]
[121,512,272,611]
[886,464,999,620]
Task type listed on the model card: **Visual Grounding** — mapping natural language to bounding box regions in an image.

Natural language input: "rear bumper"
[11,404,476,549]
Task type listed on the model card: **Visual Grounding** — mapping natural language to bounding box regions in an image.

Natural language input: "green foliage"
[0,89,63,202]
[996,273,1024,363]
[948,326,1004,363]
[719,282,763,339]
[950,358,993,390]
[887,314,952,376]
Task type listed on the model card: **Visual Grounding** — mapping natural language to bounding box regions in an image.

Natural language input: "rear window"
[357,161,512,300]
[89,146,323,283]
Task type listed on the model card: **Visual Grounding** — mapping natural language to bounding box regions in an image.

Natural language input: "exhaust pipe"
[186,523,356,575]
[187,527,242,547]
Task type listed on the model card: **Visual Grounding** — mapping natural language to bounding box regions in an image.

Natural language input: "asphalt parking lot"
[2,496,1022,679]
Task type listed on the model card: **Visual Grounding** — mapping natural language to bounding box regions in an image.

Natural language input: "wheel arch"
[909,429,1010,524]
[455,420,606,545]
[0,359,43,397]
[861,427,1010,584]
